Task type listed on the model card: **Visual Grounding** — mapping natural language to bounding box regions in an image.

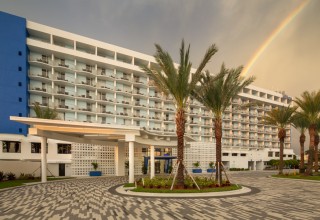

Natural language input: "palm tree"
[142,40,218,187]
[263,106,297,175]
[295,90,320,175]
[292,112,309,173]
[193,64,255,185]
[315,119,320,173]
[33,102,59,119]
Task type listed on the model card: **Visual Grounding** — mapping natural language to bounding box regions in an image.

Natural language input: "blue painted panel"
[0,12,28,135]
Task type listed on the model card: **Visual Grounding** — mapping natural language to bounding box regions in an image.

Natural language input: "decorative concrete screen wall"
[71,143,115,176]
[172,142,216,173]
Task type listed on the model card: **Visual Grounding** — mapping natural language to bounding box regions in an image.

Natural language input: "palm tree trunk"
[176,108,185,187]
[299,134,305,173]
[214,118,223,185]
[306,125,316,175]
[278,129,286,175]
[314,133,319,173]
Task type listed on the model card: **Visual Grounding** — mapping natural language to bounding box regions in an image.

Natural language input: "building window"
[57,143,71,154]
[2,141,21,153]
[19,128,22,133]
[31,142,48,153]
[240,153,246,157]
[18,66,22,71]
[19,113,22,117]
[18,51,22,56]
[232,153,238,156]
[288,154,292,158]
[275,152,280,157]
[222,153,229,156]
[268,151,273,157]
[19,97,22,102]
[18,82,22,86]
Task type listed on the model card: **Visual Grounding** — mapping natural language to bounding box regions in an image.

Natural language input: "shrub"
[19,173,35,180]
[6,172,16,180]
[91,162,98,171]
[193,161,201,168]
[0,171,5,181]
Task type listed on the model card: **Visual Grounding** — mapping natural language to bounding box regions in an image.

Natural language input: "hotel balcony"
[96,97,114,104]
[55,104,76,111]
[133,102,147,109]
[53,75,75,85]
[163,118,175,124]
[163,107,175,112]
[29,86,52,96]
[54,89,75,98]
[29,55,52,68]
[77,106,95,114]
[97,109,114,115]
[76,93,95,102]
[116,100,132,107]
[149,115,162,121]
[97,69,115,80]
[29,101,51,108]
[53,60,75,71]
[149,93,162,100]
[115,89,133,98]
[29,71,52,83]
[117,112,132,118]
[164,129,175,133]
[133,77,148,87]
[76,66,96,77]
[132,90,147,98]
[96,83,114,92]
[75,80,96,89]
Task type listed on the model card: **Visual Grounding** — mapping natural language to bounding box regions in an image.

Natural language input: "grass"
[0,177,74,189]
[272,174,320,181]
[123,183,135,187]
[131,184,241,193]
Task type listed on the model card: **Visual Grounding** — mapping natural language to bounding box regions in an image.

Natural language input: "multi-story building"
[0,11,295,177]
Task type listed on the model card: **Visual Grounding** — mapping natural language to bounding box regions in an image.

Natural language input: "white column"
[129,141,134,183]
[41,136,47,183]
[114,145,125,176]
[150,145,155,179]
[253,161,257,171]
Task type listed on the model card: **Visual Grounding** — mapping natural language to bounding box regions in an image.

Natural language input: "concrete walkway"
[0,171,320,219]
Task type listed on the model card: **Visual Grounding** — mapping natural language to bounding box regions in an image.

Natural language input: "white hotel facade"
[0,12,294,178]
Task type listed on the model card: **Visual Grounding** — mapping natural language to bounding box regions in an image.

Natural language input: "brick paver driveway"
[0,171,319,219]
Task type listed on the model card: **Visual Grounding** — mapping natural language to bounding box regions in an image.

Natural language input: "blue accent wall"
[0,12,28,135]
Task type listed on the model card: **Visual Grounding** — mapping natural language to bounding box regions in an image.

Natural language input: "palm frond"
[262,106,297,128]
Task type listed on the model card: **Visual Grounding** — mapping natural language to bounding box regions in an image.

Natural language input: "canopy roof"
[10,117,195,147]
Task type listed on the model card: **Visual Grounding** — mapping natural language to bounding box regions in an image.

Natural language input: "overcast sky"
[1,0,319,153]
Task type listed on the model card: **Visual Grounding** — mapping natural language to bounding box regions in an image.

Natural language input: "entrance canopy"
[10,116,195,146]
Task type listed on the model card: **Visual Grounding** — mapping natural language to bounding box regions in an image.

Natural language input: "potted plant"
[89,162,102,176]
[207,161,216,173]
[192,161,202,173]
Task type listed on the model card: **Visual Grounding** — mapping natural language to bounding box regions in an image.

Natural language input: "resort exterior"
[0,11,295,179]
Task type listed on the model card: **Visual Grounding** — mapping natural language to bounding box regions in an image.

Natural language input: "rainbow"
[241,0,309,77]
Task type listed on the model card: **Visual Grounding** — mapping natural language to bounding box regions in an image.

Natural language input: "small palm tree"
[142,40,217,187]
[292,112,309,173]
[263,106,297,175]
[295,90,320,175]
[193,64,255,185]
[33,102,59,119]
[315,119,320,173]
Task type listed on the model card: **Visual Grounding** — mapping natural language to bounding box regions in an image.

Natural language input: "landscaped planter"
[89,171,102,176]
[192,169,202,173]
[207,168,216,173]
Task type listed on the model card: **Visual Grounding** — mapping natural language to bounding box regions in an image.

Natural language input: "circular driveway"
[0,171,320,219]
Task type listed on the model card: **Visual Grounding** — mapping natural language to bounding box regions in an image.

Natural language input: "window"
[18,113,22,117]
[268,151,273,157]
[18,66,22,71]
[18,51,22,56]
[19,97,22,102]
[31,142,48,153]
[222,153,229,156]
[275,152,280,157]
[288,154,292,158]
[240,153,246,157]
[283,154,286,157]
[2,141,21,153]
[232,153,238,156]
[19,128,22,133]
[18,82,22,86]
[57,143,71,154]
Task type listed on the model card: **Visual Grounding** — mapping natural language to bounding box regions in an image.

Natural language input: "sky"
[1,0,319,153]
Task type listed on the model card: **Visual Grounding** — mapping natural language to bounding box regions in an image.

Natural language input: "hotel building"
[0,11,295,178]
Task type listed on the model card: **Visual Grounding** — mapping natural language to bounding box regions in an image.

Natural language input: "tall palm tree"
[193,64,255,185]
[263,106,297,175]
[292,112,309,173]
[142,40,217,187]
[33,102,59,119]
[315,119,320,173]
[295,90,320,175]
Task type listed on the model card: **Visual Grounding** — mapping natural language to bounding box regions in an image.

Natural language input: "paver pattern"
[0,171,320,219]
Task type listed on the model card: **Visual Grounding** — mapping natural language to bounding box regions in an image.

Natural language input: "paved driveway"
[0,171,319,219]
